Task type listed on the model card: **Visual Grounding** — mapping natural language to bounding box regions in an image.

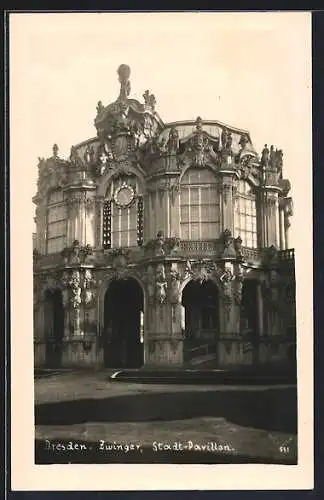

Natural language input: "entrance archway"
[103,278,144,368]
[181,279,219,365]
[44,289,64,368]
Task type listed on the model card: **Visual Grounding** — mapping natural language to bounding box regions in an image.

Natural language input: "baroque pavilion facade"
[33,64,296,371]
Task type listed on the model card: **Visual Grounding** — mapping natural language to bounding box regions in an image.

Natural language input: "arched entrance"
[44,289,64,368]
[181,279,219,365]
[240,279,259,365]
[103,278,144,368]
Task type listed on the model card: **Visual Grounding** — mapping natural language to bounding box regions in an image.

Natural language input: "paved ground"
[34,371,298,464]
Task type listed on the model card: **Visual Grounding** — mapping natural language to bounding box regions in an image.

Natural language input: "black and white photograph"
[10,11,313,490]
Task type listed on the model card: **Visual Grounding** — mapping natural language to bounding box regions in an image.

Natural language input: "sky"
[10,12,312,248]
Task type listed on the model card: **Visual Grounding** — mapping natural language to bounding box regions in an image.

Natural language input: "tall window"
[180,168,220,240]
[103,175,144,249]
[234,180,257,248]
[46,190,67,254]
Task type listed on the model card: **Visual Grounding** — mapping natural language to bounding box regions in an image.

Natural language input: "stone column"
[36,202,47,254]
[169,185,181,238]
[261,190,278,248]
[85,198,95,247]
[284,217,290,249]
[156,188,166,236]
[219,171,235,235]
[278,198,285,250]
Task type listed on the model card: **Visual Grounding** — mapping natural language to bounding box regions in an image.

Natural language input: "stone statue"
[68,270,82,309]
[156,264,167,304]
[96,100,104,115]
[221,127,227,150]
[225,131,233,151]
[155,231,165,256]
[168,127,179,152]
[239,134,248,150]
[261,144,269,166]
[234,236,243,258]
[52,144,59,158]
[169,265,181,304]
[143,90,157,110]
[84,145,95,165]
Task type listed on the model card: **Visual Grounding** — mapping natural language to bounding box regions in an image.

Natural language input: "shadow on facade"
[35,386,297,434]
[44,289,64,368]
[103,278,144,369]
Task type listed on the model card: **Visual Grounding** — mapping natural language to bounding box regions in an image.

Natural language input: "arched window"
[103,174,144,249]
[234,180,257,248]
[46,189,67,254]
[180,167,220,240]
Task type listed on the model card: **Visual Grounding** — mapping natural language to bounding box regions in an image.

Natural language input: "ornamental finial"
[117,64,131,100]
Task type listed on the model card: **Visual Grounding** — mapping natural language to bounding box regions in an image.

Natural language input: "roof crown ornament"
[117,64,131,101]
[195,116,203,131]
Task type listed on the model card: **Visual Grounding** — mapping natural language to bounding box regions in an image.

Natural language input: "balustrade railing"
[278,248,295,261]
[34,243,295,269]
[240,247,262,264]
[179,240,221,256]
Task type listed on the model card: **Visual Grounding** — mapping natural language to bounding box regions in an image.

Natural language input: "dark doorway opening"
[240,279,259,365]
[44,289,64,368]
[182,279,219,364]
[103,278,144,368]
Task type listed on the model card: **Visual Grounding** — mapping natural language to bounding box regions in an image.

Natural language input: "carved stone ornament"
[113,182,135,208]
[109,248,131,278]
[178,117,219,168]
[219,229,237,259]
[62,269,82,309]
[263,245,278,267]
[36,153,68,200]
[61,240,93,265]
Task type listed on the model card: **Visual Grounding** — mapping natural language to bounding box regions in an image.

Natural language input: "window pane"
[200,223,210,239]
[209,222,219,238]
[190,188,199,204]
[181,206,189,222]
[200,205,210,221]
[191,205,200,222]
[129,230,137,247]
[181,188,189,204]
[191,223,199,240]
[180,223,190,240]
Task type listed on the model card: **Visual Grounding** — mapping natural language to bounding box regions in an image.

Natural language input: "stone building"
[33,64,296,371]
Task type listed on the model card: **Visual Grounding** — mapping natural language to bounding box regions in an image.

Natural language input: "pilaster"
[143,260,184,367]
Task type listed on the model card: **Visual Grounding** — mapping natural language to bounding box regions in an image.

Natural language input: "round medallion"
[114,182,135,208]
